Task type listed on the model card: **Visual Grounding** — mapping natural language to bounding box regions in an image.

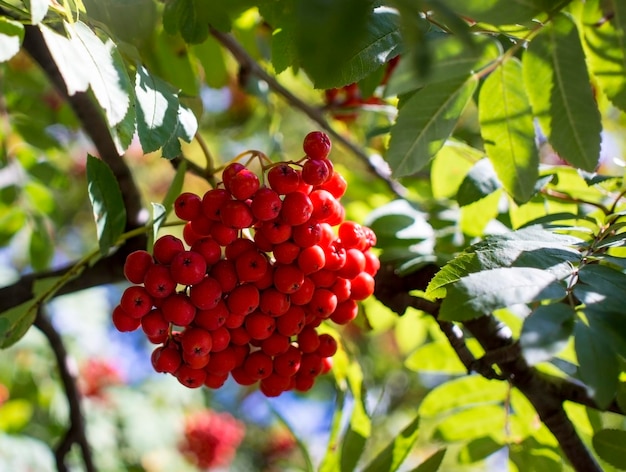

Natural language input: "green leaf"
[153,30,198,96]
[438,0,544,25]
[191,38,229,88]
[86,154,126,256]
[386,35,500,95]
[427,226,581,298]
[580,0,626,112]
[434,404,506,442]
[405,338,484,374]
[410,448,446,472]
[479,58,538,202]
[574,264,626,313]
[523,13,601,171]
[0,18,24,62]
[520,304,575,365]
[431,140,481,199]
[29,215,54,271]
[574,321,620,409]
[134,66,197,158]
[0,277,64,348]
[366,199,434,246]
[592,429,626,470]
[458,437,503,464]
[456,158,502,206]
[386,76,478,177]
[362,414,420,472]
[72,22,131,127]
[439,267,566,321]
[420,376,508,417]
[0,207,26,246]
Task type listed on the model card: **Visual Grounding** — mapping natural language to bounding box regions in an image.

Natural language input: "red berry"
[259,218,292,245]
[250,187,282,221]
[210,326,231,352]
[170,250,207,286]
[202,188,231,221]
[222,162,246,191]
[144,264,176,298]
[211,259,238,293]
[243,350,273,380]
[175,192,202,221]
[209,222,238,246]
[303,131,331,160]
[273,345,302,377]
[190,237,222,266]
[273,264,305,294]
[259,288,290,317]
[337,248,366,280]
[297,245,326,274]
[273,241,301,264]
[180,327,213,356]
[176,364,207,388]
[267,164,301,195]
[112,305,141,332]
[244,312,276,340]
[205,348,237,376]
[289,276,315,306]
[292,222,322,248]
[120,285,153,318]
[276,305,306,337]
[261,333,291,356]
[316,333,338,357]
[220,200,254,229]
[161,293,197,326]
[349,272,375,300]
[194,300,228,330]
[229,168,260,200]
[302,158,330,185]
[141,308,169,339]
[235,249,269,283]
[153,235,185,264]
[307,288,338,319]
[330,299,358,324]
[280,191,313,226]
[226,283,260,315]
[309,189,341,223]
[318,171,347,199]
[189,276,223,310]
[152,345,182,373]
[297,326,320,353]
[123,250,153,284]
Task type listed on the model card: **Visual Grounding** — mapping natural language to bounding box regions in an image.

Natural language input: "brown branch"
[209,28,408,199]
[34,308,96,472]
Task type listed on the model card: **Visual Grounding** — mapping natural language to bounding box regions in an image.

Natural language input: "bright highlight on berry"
[112,132,380,397]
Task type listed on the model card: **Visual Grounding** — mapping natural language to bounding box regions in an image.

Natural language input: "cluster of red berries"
[179,409,245,469]
[324,56,400,122]
[78,358,124,399]
[111,132,380,397]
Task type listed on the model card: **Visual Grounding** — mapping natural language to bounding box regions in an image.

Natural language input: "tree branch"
[34,308,96,472]
[210,28,408,199]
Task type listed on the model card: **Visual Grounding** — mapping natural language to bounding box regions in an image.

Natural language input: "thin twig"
[210,28,408,199]
[34,308,97,472]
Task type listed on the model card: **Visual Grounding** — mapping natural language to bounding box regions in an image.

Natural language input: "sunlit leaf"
[86,154,126,255]
[439,267,566,321]
[479,58,538,202]
[592,429,626,469]
[0,18,23,62]
[431,141,481,199]
[191,38,229,88]
[362,414,420,472]
[458,438,503,464]
[72,22,131,127]
[0,399,33,432]
[386,76,478,177]
[420,376,507,417]
[405,338,484,374]
[580,0,626,112]
[434,404,506,442]
[523,13,601,171]
[410,448,446,472]
[520,303,575,365]
[574,320,620,409]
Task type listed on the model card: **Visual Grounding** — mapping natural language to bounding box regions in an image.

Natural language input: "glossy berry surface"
[112,132,380,397]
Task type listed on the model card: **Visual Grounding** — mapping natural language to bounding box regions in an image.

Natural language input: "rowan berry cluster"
[111,131,380,397]
[179,409,245,470]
